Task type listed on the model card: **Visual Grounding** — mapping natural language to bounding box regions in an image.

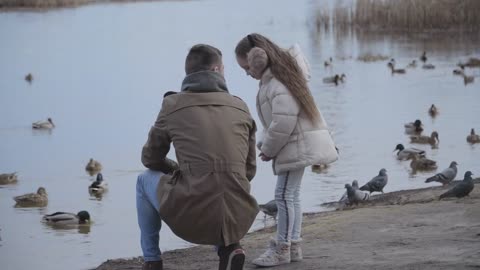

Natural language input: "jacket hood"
[181,71,229,93]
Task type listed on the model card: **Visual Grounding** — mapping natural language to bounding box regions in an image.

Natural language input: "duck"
[407,60,417,68]
[453,65,465,75]
[428,104,438,117]
[359,168,388,194]
[324,57,333,67]
[32,118,55,129]
[0,172,18,185]
[312,164,329,172]
[420,51,427,63]
[42,211,91,225]
[463,74,474,85]
[85,158,102,173]
[394,144,426,160]
[422,63,435,69]
[322,74,346,86]
[467,128,480,144]
[25,73,33,83]
[259,200,277,220]
[13,187,48,207]
[458,57,480,68]
[388,62,406,74]
[410,131,439,146]
[89,173,108,194]
[404,119,424,134]
[410,154,438,171]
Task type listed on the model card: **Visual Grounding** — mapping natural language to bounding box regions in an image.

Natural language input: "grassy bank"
[315,0,480,31]
[0,0,178,10]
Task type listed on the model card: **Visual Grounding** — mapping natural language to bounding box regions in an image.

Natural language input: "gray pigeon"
[259,200,277,219]
[339,180,359,202]
[345,183,370,206]
[360,168,388,194]
[439,171,474,199]
[425,161,458,186]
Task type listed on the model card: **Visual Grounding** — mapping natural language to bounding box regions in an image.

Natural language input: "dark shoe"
[143,260,163,270]
[218,244,245,270]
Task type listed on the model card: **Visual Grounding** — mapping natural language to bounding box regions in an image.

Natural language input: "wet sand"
[96,179,480,270]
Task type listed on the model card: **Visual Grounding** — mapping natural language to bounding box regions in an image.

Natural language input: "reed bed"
[314,0,480,31]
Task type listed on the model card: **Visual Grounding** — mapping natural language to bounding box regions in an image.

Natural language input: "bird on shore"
[425,161,458,186]
[340,180,359,202]
[467,128,480,144]
[404,119,424,134]
[42,211,91,225]
[410,131,439,146]
[259,200,277,220]
[394,144,425,161]
[407,60,417,68]
[420,51,427,63]
[89,173,108,194]
[439,171,474,199]
[85,158,102,174]
[32,118,55,129]
[428,104,438,117]
[14,187,48,207]
[360,169,388,194]
[345,182,370,206]
[388,62,406,74]
[0,172,18,185]
[410,154,437,171]
[25,73,33,83]
[323,74,346,86]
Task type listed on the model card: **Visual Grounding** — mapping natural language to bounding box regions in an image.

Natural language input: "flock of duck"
[1,121,106,227]
[322,52,478,86]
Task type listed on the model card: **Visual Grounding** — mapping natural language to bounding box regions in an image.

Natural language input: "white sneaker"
[290,239,303,262]
[252,239,291,267]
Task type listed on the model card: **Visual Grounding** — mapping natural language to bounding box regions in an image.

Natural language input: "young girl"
[235,33,338,267]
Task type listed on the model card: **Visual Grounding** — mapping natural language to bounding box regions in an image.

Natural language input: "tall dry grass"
[0,0,96,8]
[315,0,480,31]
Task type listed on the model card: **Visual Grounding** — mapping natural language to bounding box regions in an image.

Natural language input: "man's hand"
[259,152,272,162]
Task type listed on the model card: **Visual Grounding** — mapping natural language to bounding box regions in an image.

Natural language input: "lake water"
[1,1,479,269]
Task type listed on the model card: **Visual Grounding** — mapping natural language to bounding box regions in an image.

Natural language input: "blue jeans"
[136,169,164,262]
[275,168,305,243]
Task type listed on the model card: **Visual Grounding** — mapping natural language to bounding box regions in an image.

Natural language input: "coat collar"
[260,68,274,86]
[181,71,229,93]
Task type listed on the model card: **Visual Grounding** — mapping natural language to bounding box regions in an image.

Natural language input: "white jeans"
[274,167,305,243]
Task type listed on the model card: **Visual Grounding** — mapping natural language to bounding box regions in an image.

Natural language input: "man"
[136,44,259,270]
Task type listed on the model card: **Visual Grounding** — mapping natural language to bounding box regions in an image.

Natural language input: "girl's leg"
[291,168,305,241]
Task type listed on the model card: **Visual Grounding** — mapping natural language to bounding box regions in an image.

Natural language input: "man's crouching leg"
[218,242,246,270]
[136,170,164,270]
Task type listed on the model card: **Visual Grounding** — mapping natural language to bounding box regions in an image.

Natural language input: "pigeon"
[439,171,474,199]
[394,144,425,160]
[425,161,458,186]
[360,169,388,194]
[345,183,370,206]
[339,180,360,202]
[259,200,277,219]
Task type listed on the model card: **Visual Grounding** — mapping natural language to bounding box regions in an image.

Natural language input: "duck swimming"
[410,154,438,171]
[89,173,108,194]
[85,158,102,173]
[394,144,426,160]
[407,60,417,68]
[463,74,474,85]
[428,104,438,117]
[420,51,427,63]
[0,172,18,185]
[410,131,439,146]
[323,74,346,86]
[388,62,406,74]
[42,211,90,225]
[404,119,424,134]
[14,187,48,207]
[422,64,435,69]
[25,73,33,83]
[32,118,55,129]
[467,128,480,144]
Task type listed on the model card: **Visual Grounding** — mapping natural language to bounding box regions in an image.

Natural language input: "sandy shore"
[96,179,480,270]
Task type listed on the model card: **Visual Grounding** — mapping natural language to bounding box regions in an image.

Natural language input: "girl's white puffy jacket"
[256,46,338,174]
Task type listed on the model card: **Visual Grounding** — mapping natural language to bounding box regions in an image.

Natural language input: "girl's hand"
[259,152,272,161]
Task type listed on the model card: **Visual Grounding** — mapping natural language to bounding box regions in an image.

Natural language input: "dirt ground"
[96,180,480,270]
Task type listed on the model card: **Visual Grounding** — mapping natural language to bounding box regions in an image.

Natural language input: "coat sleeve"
[246,119,257,181]
[260,91,300,158]
[141,103,179,174]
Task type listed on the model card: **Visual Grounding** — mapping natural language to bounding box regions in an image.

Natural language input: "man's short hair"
[185,44,222,75]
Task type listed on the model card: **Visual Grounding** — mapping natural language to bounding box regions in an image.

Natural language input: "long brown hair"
[235,33,320,122]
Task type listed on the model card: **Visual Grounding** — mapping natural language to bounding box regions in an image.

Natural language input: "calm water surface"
[1,1,480,269]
